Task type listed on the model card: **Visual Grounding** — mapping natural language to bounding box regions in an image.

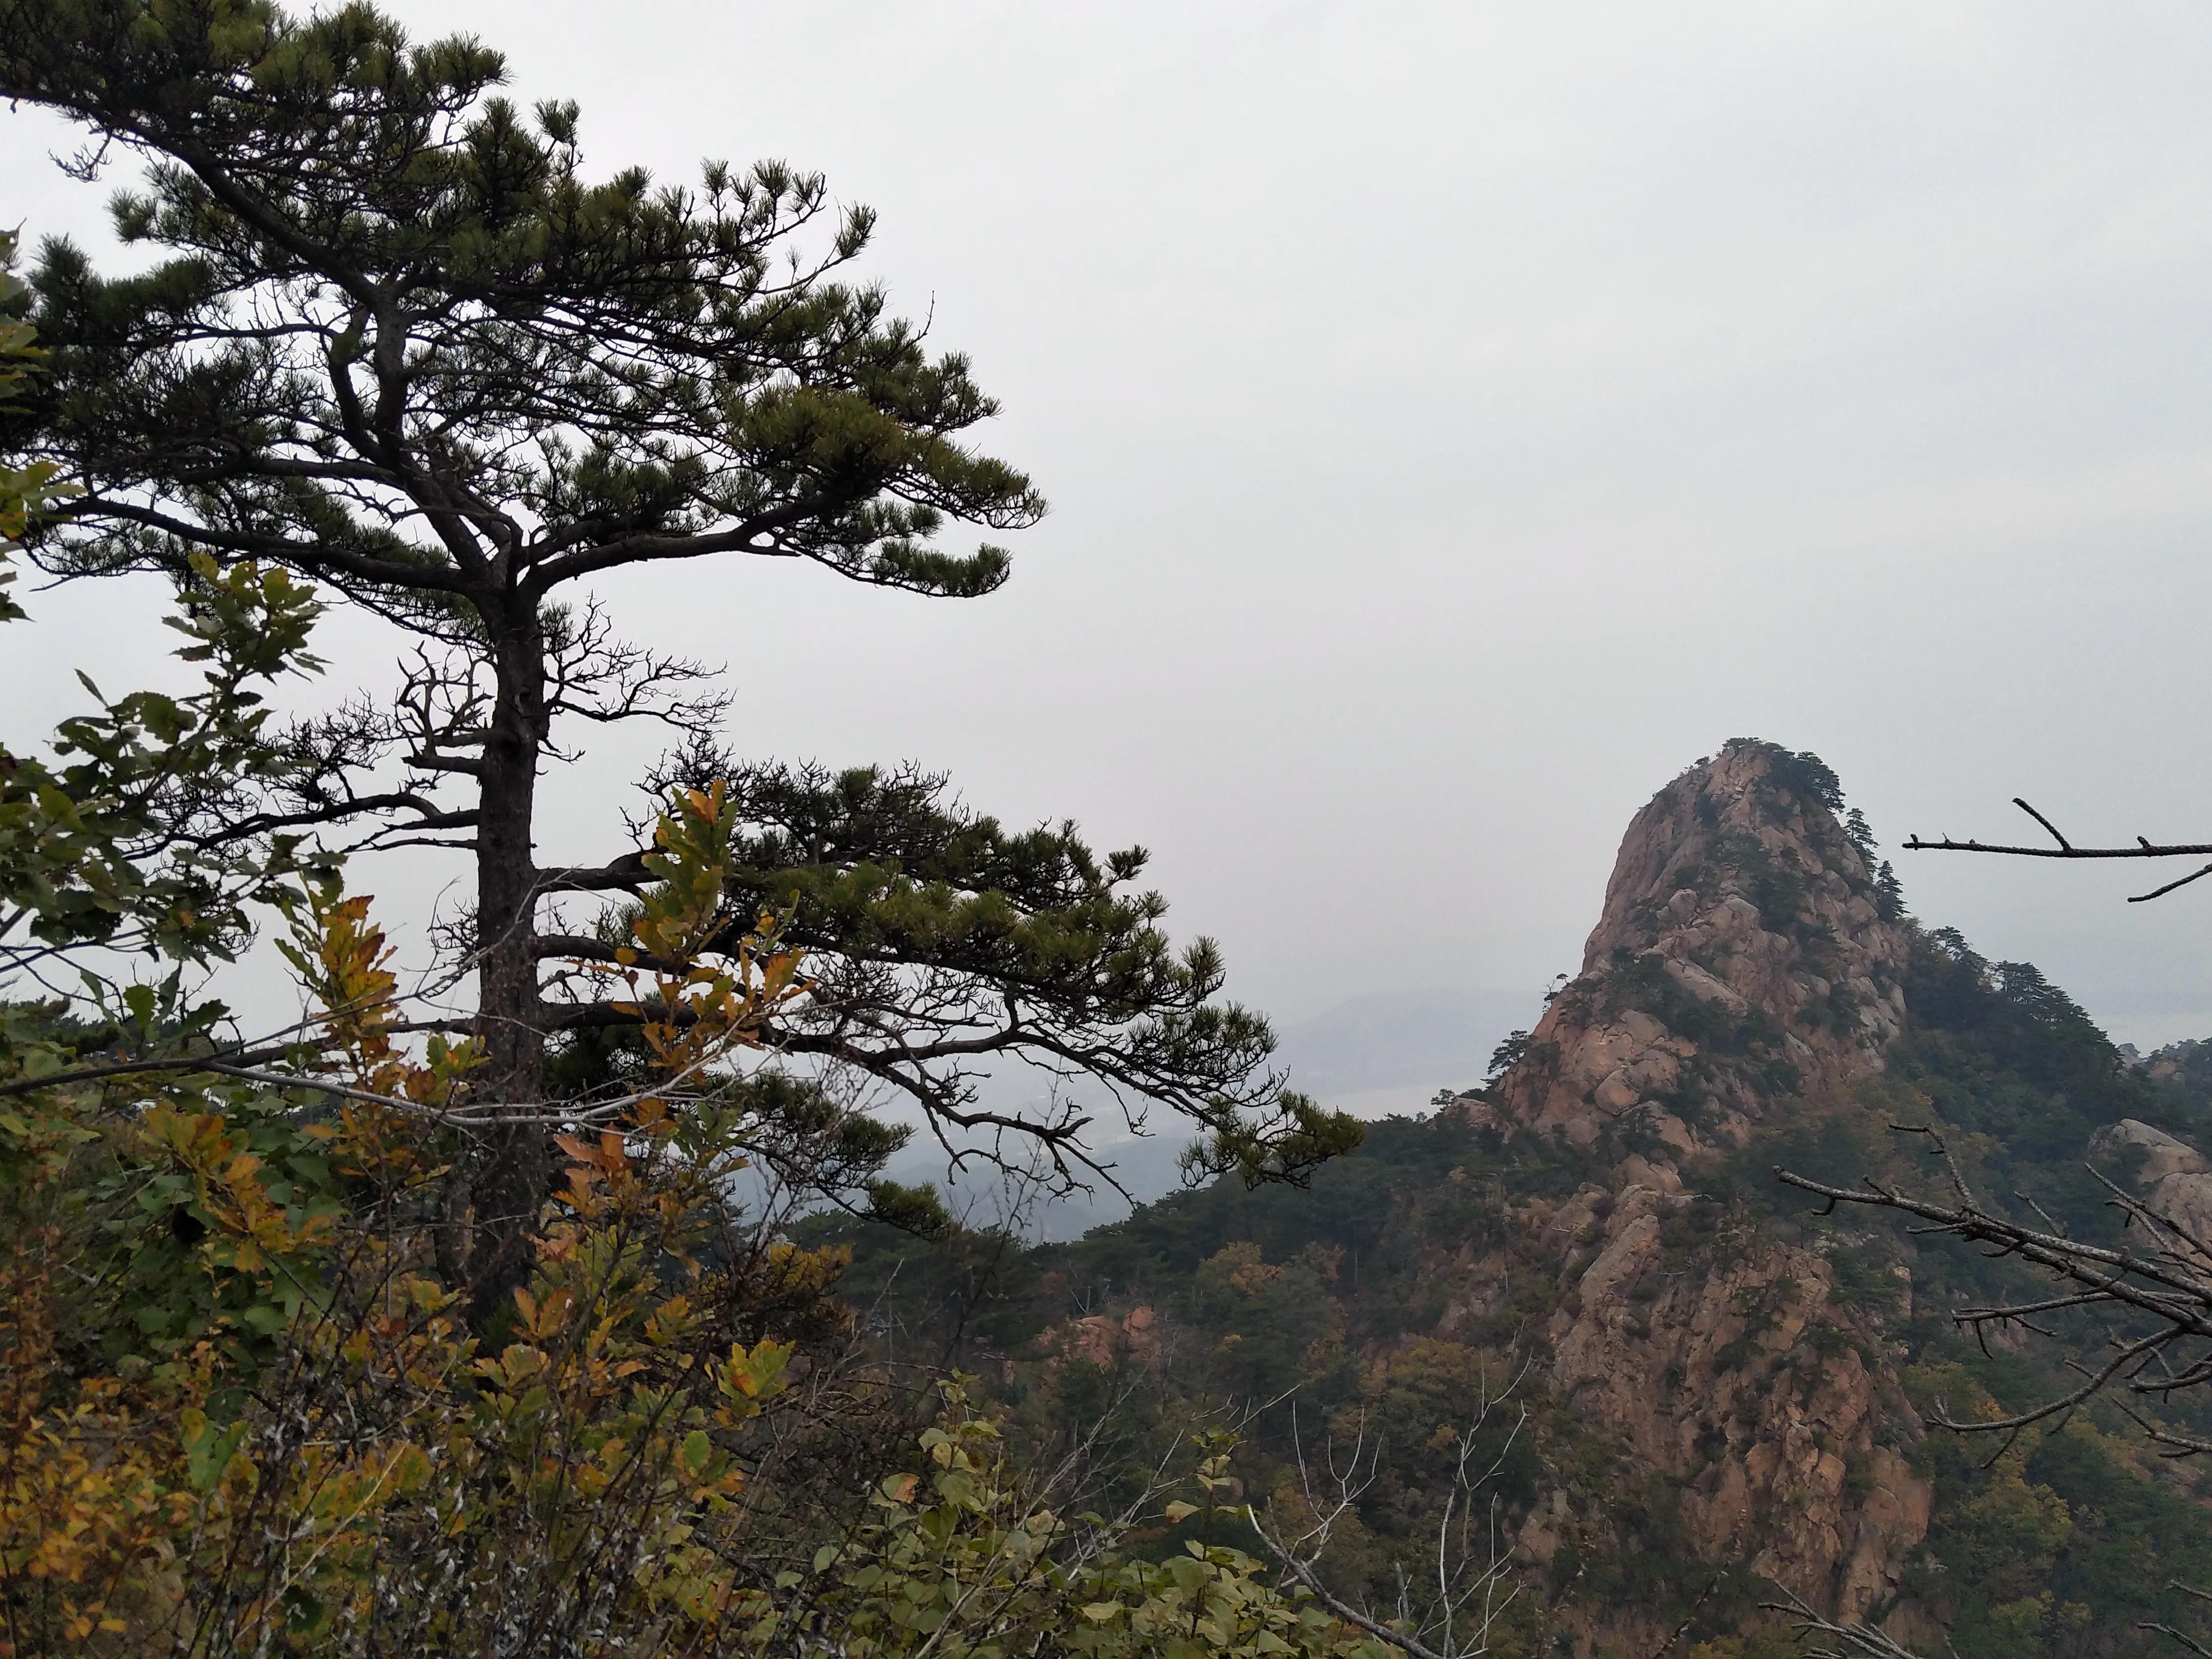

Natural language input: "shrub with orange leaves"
[0,938,817,1655]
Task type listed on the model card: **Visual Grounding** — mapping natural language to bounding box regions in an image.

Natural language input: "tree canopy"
[0,0,1358,1318]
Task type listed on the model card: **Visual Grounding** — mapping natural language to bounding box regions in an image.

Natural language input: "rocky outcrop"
[1535,1182,1928,1615]
[1483,740,1909,1161]
[2092,1118,2212,1245]
[1450,741,1931,1621]
[1040,1304,1163,1370]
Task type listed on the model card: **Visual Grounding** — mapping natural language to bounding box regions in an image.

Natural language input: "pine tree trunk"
[459,602,553,1327]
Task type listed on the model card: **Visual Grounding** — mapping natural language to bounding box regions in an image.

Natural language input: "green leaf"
[181,1408,246,1493]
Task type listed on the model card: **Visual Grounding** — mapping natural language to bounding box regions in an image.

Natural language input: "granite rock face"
[1491,740,1909,1156]
[1455,741,1930,1620]
[2092,1118,2212,1245]
[1525,1181,1929,1619]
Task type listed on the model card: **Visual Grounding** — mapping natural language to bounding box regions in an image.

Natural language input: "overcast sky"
[12,1,2212,1063]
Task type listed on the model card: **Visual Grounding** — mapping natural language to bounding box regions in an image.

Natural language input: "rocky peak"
[1482,739,1910,1155]
[1439,742,1933,1623]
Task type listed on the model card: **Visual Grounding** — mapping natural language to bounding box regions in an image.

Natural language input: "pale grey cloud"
[10,1,2212,1070]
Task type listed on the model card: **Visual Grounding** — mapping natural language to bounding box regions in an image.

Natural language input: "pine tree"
[0,0,1357,1319]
